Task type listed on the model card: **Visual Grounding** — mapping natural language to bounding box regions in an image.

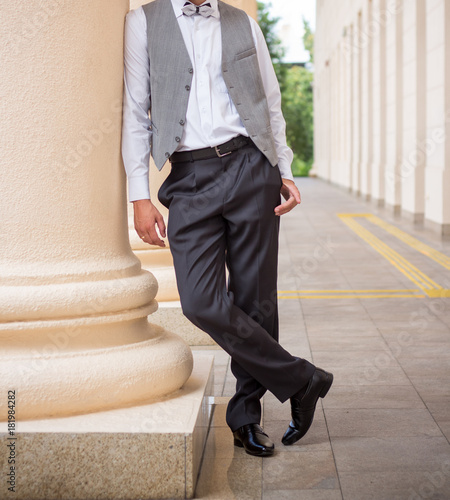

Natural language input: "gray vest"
[142,0,278,170]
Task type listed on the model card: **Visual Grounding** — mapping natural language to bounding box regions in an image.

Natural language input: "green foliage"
[281,66,314,175]
[291,156,313,177]
[302,17,314,64]
[257,2,315,176]
[257,2,286,91]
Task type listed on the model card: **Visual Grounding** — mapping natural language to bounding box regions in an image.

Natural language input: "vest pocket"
[235,47,256,60]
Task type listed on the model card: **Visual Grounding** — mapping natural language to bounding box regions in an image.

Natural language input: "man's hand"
[274,178,301,216]
[133,199,166,247]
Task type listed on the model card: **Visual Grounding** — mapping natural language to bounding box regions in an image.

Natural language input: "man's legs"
[159,144,316,424]
[224,146,281,431]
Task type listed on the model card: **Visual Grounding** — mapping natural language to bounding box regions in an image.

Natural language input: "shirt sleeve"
[121,7,152,202]
[248,16,294,182]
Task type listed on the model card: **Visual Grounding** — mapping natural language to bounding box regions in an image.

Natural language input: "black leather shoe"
[233,424,274,457]
[282,367,333,446]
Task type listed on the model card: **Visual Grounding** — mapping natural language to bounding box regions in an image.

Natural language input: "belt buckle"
[215,145,232,158]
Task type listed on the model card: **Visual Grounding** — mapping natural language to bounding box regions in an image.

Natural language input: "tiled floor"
[192,178,450,500]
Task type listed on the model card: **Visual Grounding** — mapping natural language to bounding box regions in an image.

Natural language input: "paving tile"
[320,365,411,387]
[308,335,389,352]
[262,451,339,491]
[263,490,342,500]
[338,470,450,500]
[312,349,396,368]
[331,436,450,473]
[321,385,426,409]
[408,376,450,397]
[325,409,442,438]
[195,456,262,499]
[306,324,381,337]
[397,356,450,379]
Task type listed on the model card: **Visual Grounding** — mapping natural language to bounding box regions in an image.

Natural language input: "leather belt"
[169,135,252,163]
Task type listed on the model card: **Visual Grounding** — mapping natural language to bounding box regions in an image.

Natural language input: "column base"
[425,219,450,239]
[152,301,217,347]
[0,354,214,500]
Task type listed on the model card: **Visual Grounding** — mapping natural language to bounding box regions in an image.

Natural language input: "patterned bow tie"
[182,2,214,18]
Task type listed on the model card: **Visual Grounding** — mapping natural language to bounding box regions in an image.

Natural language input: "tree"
[257,2,286,91]
[302,17,314,64]
[281,66,314,173]
[257,2,315,176]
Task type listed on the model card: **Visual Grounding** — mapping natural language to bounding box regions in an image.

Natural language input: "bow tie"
[182,2,214,18]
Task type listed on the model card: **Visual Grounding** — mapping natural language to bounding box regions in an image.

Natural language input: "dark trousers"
[158,143,315,431]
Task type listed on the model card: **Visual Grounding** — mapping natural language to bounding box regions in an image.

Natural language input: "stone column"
[425,0,450,236]
[401,0,426,223]
[360,0,373,201]
[0,0,193,419]
[351,13,362,195]
[343,23,354,189]
[371,0,387,205]
[384,0,403,213]
[346,22,356,191]
[0,2,216,498]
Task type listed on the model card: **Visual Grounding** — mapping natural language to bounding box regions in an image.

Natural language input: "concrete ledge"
[0,354,214,499]
[152,302,217,346]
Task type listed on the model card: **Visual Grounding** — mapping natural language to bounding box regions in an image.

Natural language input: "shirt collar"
[172,0,219,19]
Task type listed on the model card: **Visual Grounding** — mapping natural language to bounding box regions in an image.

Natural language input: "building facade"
[314,0,450,236]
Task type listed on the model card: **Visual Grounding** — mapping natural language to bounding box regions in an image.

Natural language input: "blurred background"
[258,1,316,177]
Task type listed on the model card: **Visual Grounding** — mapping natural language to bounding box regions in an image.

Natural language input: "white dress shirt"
[122,0,294,202]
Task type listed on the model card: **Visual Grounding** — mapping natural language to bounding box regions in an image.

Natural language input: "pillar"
[384,0,403,213]
[351,14,362,195]
[360,0,373,201]
[0,0,192,421]
[0,2,214,498]
[371,0,387,205]
[401,0,426,223]
[425,0,450,236]
[342,23,354,189]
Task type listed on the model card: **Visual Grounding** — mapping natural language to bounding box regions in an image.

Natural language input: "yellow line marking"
[424,289,450,298]
[278,289,421,294]
[279,294,426,299]
[367,215,450,270]
[276,213,450,300]
[337,213,373,218]
[339,215,443,295]
[278,289,426,300]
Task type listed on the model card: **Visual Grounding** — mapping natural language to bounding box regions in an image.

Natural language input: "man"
[122,0,333,457]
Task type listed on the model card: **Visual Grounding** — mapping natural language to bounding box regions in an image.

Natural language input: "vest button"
[165,152,170,158]
[188,68,193,74]
[185,85,190,91]
[179,119,185,126]
[175,136,181,142]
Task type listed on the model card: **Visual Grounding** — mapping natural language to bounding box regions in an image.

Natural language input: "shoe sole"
[234,439,274,457]
[282,371,334,446]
